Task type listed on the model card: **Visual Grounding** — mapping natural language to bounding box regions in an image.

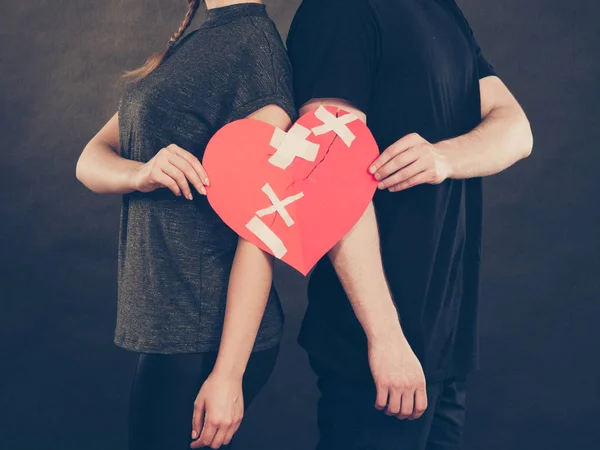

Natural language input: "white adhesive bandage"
[246,216,288,258]
[311,106,359,147]
[256,183,304,227]
[269,124,320,169]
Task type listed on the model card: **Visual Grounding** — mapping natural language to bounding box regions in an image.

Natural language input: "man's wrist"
[364,313,405,344]
[434,139,458,180]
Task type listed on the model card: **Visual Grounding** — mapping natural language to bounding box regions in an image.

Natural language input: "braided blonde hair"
[123,0,201,81]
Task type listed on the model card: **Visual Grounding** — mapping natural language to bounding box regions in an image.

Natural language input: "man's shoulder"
[292,0,375,19]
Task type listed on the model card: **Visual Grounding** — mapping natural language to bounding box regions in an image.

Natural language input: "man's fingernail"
[191,430,197,439]
[378,183,385,190]
[369,165,377,174]
[201,187,206,195]
[374,173,382,181]
[187,194,193,200]
[204,178,210,186]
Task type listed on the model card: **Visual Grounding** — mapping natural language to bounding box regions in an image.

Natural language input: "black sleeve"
[287,0,380,113]
[473,36,497,80]
[448,0,497,80]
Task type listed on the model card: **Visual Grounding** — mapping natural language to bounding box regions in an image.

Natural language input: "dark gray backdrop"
[1,1,599,449]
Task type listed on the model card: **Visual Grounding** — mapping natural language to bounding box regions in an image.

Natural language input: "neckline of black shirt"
[202,3,267,28]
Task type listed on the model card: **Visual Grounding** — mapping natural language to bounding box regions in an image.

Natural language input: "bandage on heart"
[203,106,379,276]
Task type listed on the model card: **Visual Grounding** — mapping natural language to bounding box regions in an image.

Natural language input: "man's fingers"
[378,159,426,190]
[409,388,428,420]
[385,389,401,416]
[396,392,414,420]
[374,385,389,411]
[388,171,432,192]
[374,146,421,182]
[161,165,193,200]
[369,133,425,174]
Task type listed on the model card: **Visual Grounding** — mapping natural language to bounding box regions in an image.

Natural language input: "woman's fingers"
[167,153,207,196]
[223,427,236,447]
[160,164,193,200]
[147,145,210,198]
[195,414,218,448]
[209,425,230,449]
[152,170,182,196]
[230,404,244,440]
[170,145,210,187]
[191,400,205,441]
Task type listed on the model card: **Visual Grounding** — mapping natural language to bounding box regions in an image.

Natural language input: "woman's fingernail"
[369,165,377,174]
[204,178,210,186]
[187,193,193,200]
[191,430,197,439]
[374,173,382,181]
[200,187,206,195]
[378,183,385,190]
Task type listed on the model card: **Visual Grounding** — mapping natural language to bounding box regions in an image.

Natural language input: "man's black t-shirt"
[287,0,497,383]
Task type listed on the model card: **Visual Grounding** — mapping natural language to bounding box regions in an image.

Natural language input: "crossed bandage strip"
[246,106,359,258]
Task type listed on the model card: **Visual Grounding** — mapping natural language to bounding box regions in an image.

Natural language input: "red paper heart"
[203,106,379,276]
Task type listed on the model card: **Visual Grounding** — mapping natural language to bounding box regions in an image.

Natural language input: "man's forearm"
[328,202,403,341]
[437,98,533,180]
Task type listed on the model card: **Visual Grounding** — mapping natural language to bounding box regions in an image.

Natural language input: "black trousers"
[312,360,468,450]
[128,345,279,450]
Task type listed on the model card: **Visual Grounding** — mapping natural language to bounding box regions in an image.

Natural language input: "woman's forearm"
[212,238,275,380]
[76,112,142,194]
[76,140,142,194]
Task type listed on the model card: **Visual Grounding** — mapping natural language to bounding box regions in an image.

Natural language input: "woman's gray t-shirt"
[115,4,297,354]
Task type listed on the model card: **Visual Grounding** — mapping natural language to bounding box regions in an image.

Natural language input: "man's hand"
[369,133,451,192]
[369,328,428,420]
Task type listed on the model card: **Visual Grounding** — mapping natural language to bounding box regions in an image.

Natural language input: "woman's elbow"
[75,145,98,191]
[75,151,89,185]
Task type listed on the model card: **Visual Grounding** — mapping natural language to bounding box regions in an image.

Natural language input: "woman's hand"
[190,371,244,449]
[132,144,209,199]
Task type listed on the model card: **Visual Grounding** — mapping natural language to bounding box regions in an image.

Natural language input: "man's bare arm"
[300,98,428,421]
[372,76,533,191]
[436,76,533,178]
